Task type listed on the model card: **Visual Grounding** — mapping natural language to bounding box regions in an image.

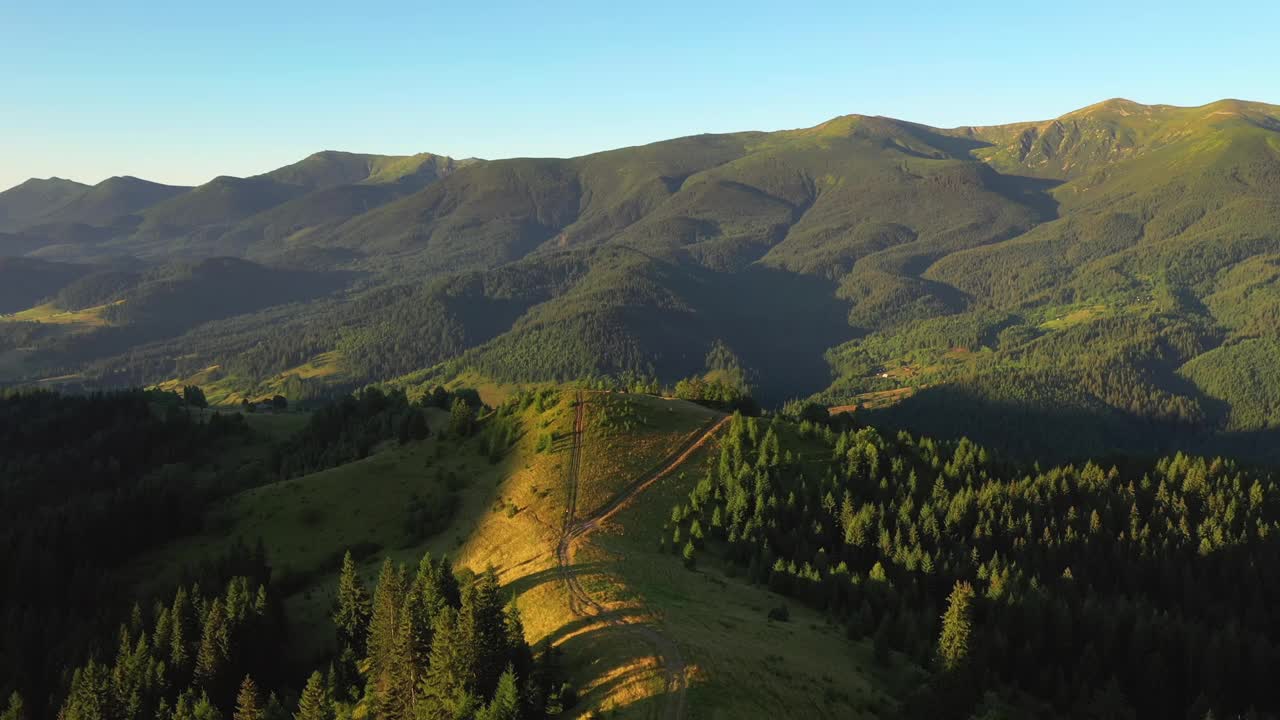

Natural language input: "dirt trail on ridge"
[555,391,729,720]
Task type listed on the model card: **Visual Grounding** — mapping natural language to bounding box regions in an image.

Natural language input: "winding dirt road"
[556,391,729,720]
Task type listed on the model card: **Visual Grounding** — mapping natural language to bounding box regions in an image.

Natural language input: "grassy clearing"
[154,352,348,407]
[576,392,719,518]
[0,301,119,327]
[287,350,344,379]
[383,368,546,408]
[155,366,250,406]
[828,386,920,415]
[445,370,535,408]
[1038,303,1109,330]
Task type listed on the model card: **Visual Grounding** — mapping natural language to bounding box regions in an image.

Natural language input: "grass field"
[155,351,350,407]
[828,386,919,415]
[575,392,720,518]
[1038,303,1110,330]
[0,301,119,327]
[155,366,252,406]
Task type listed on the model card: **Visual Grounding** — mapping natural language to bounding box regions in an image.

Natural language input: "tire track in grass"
[556,392,728,720]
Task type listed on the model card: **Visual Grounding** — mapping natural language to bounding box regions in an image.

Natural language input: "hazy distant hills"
[0,150,474,260]
[0,178,90,232]
[5,99,1280,460]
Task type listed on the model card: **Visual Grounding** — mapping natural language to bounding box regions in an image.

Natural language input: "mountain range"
[3,98,1280,460]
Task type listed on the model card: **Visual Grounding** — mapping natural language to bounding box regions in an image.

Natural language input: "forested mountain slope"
[4,99,1280,461]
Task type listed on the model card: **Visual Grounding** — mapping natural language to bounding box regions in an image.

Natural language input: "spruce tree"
[0,693,22,720]
[171,587,196,675]
[332,551,371,656]
[937,581,975,672]
[476,666,520,720]
[373,596,425,720]
[172,692,197,720]
[463,569,509,697]
[264,693,288,720]
[60,661,117,720]
[366,559,407,688]
[406,553,447,654]
[234,676,264,720]
[332,644,361,704]
[449,398,476,437]
[503,604,534,683]
[435,555,462,608]
[295,671,332,720]
[422,606,474,716]
[192,691,223,720]
[195,599,231,697]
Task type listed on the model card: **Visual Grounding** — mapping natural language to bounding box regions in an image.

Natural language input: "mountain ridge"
[9,97,1278,194]
[5,97,1280,463]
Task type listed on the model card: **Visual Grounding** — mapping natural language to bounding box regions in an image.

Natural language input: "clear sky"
[3,0,1277,191]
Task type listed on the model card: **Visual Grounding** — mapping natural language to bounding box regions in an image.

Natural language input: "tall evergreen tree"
[171,587,196,677]
[476,666,520,720]
[191,691,224,720]
[233,676,264,720]
[60,661,116,720]
[172,692,198,720]
[194,599,231,698]
[403,553,448,664]
[293,672,332,720]
[937,580,975,673]
[367,559,407,686]
[0,693,23,720]
[332,552,371,656]
[422,606,475,716]
[449,398,476,437]
[382,598,429,720]
[503,604,534,684]
[463,570,510,698]
[263,693,288,720]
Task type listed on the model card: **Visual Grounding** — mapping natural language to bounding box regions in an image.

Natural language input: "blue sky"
[3,0,1277,191]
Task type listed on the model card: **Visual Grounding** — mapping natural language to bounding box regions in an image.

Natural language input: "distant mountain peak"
[96,175,190,190]
[1063,97,1149,118]
[257,150,467,190]
[0,177,92,231]
[11,176,89,191]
